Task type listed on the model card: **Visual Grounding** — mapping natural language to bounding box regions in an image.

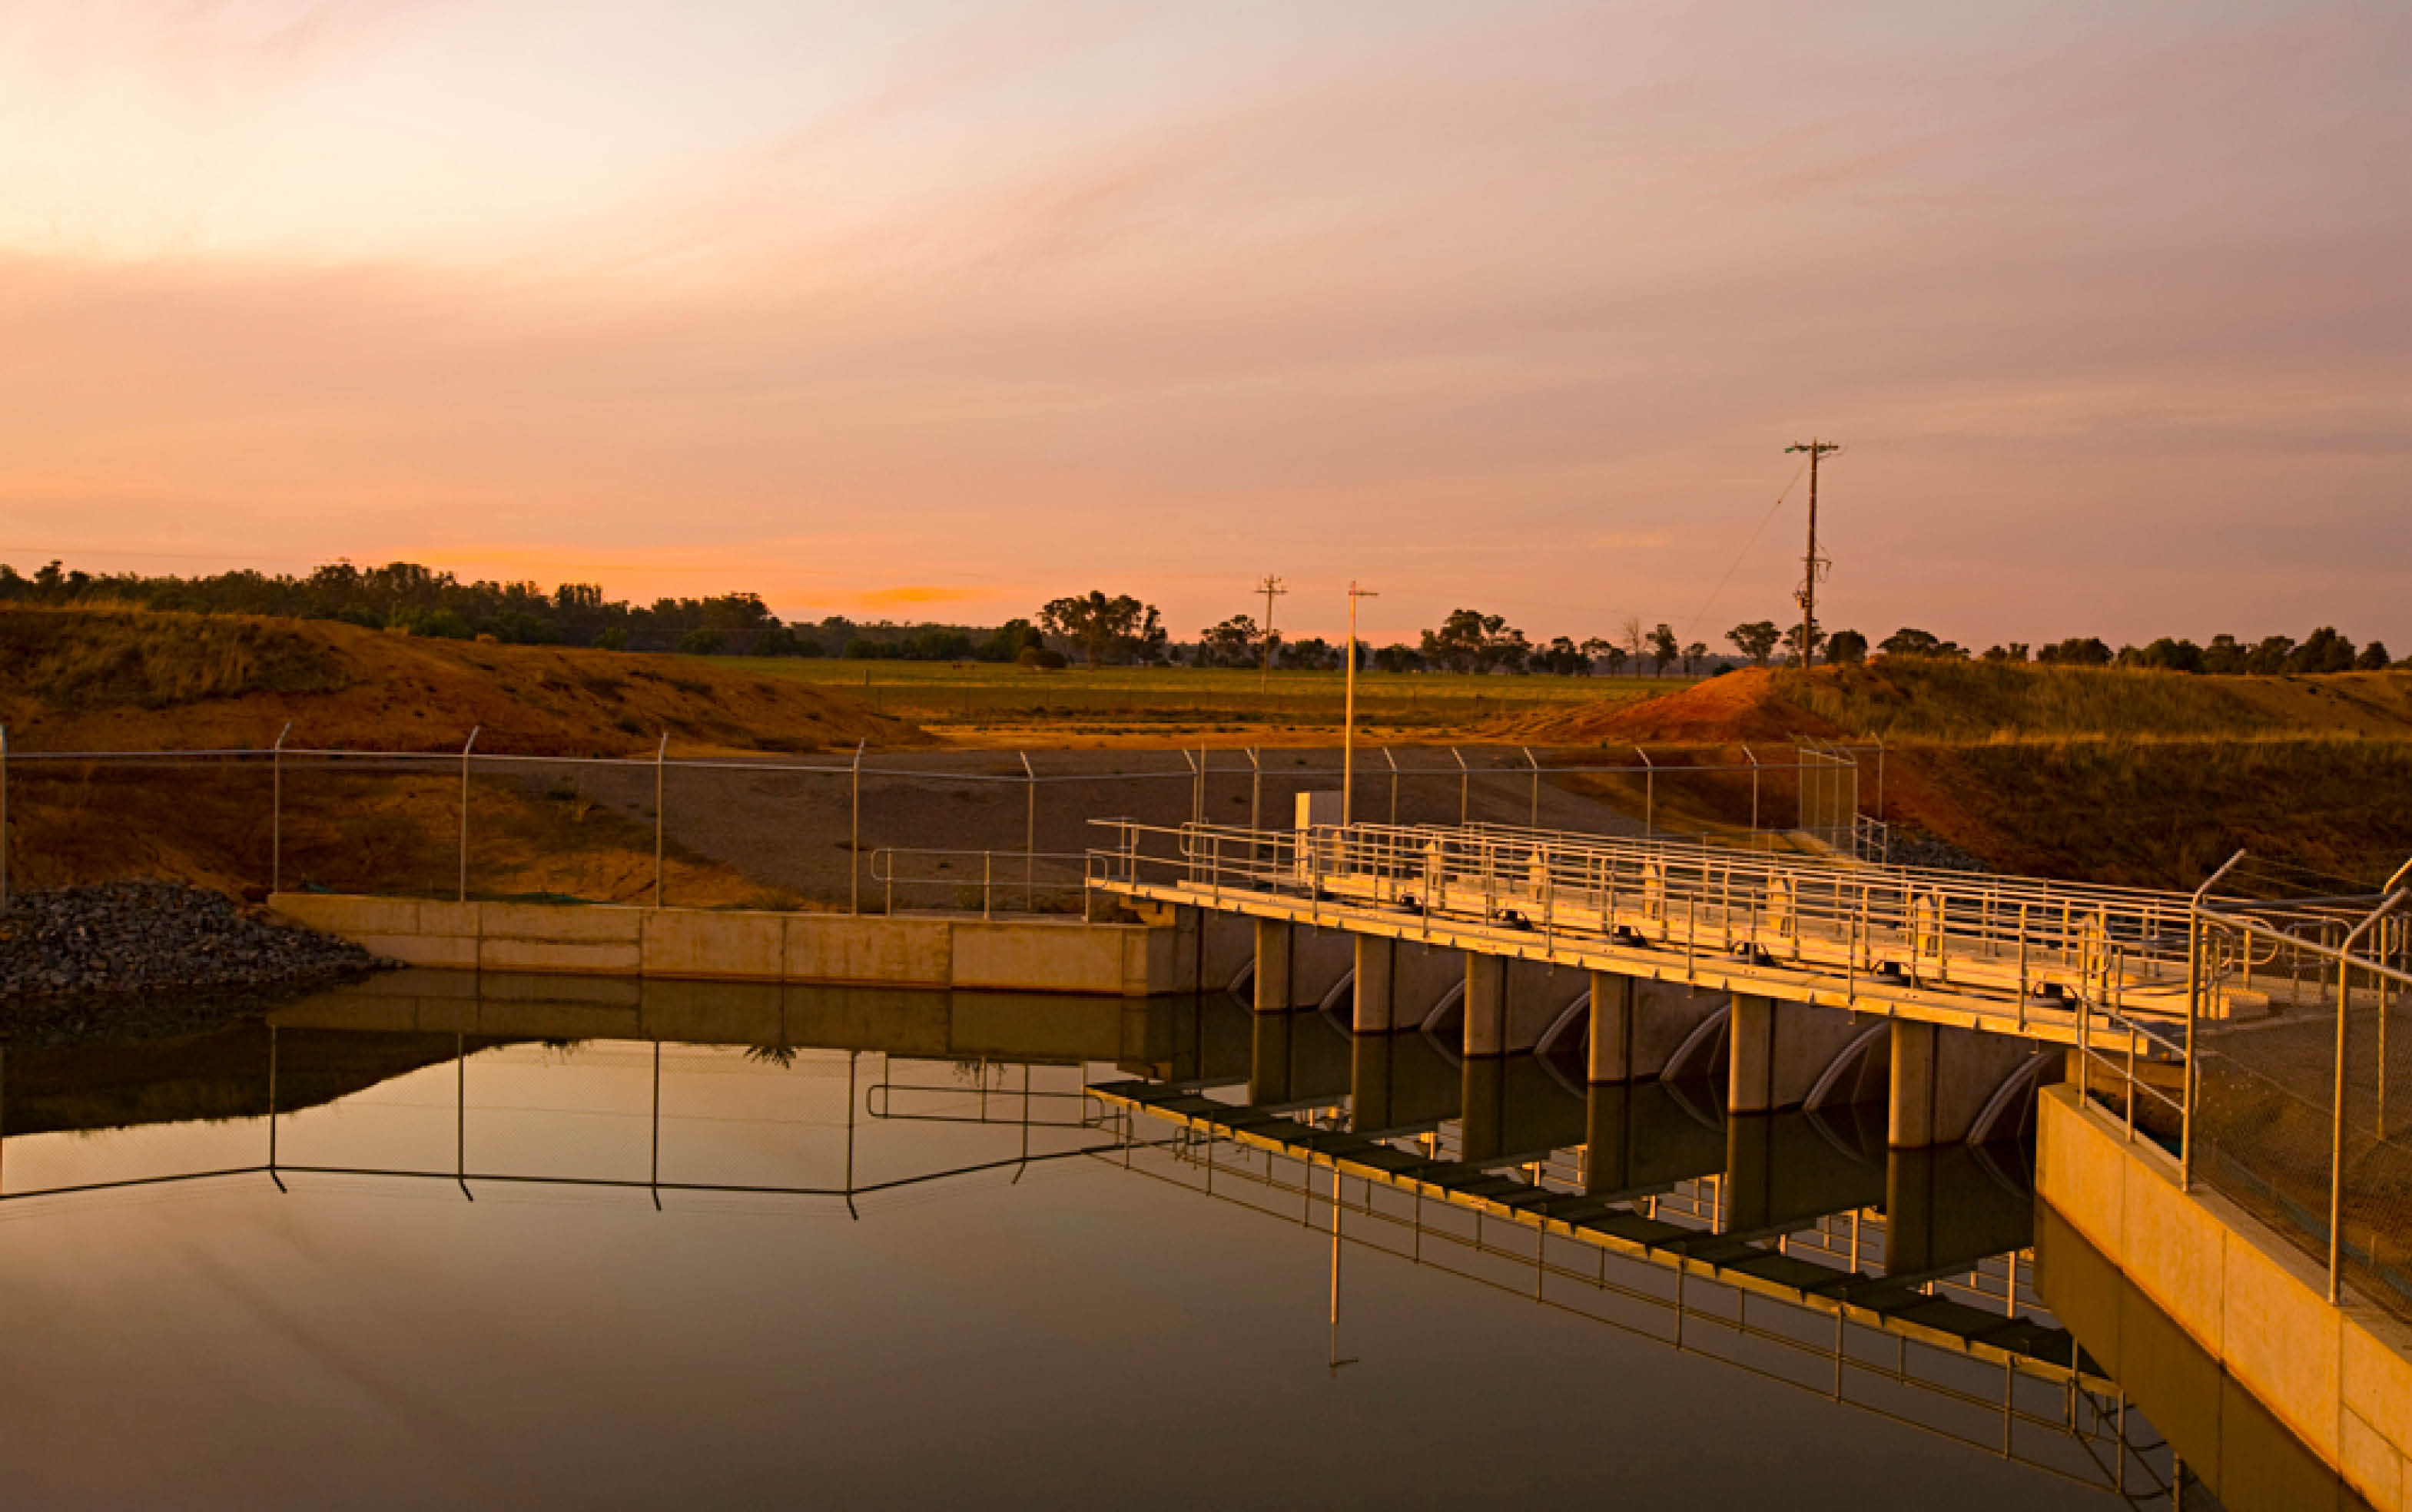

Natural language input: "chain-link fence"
[0,728,1891,915]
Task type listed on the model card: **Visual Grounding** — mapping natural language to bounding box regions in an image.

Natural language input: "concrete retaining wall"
[2036,1083,2412,1509]
[274,894,1177,997]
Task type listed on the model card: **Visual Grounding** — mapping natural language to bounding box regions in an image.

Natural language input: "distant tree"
[1979,642,2028,663]
[1826,629,1869,666]
[1647,622,1680,676]
[1578,636,1615,675]
[2244,635,2295,675]
[1419,609,1530,674]
[1621,615,1647,671]
[1781,623,1829,664]
[1373,643,1426,673]
[2034,637,2111,667]
[2357,641,2393,671]
[1039,592,1163,666]
[2201,635,2247,675]
[1880,627,1967,659]
[1727,620,1781,666]
[1534,635,1590,675]
[1017,645,1067,669]
[591,628,628,652]
[752,626,809,657]
[1197,614,1262,669]
[978,618,1044,663]
[1683,641,1707,675]
[2130,637,2205,673]
[2288,626,2357,675]
[678,627,725,655]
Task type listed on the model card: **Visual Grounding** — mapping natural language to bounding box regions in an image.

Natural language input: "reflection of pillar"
[1351,1033,1395,1133]
[1588,972,1634,1083]
[1249,1011,1294,1106]
[1253,919,1292,1013]
[1464,956,1507,1057]
[1353,936,1396,1033]
[1461,1055,1508,1163]
[1583,1083,1631,1193]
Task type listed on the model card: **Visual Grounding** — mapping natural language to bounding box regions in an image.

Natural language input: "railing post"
[270,721,290,895]
[458,726,479,904]
[1452,747,1469,827]
[1384,746,1399,827]
[2331,950,2350,1305]
[1636,747,1654,838]
[653,733,669,909]
[1522,746,1540,831]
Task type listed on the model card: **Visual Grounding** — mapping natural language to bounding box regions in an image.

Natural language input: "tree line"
[1722,618,2397,674]
[3,561,2397,676]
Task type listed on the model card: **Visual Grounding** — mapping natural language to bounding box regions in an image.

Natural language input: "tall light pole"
[1343,582,1377,824]
[1256,575,1287,689]
[1785,439,1840,666]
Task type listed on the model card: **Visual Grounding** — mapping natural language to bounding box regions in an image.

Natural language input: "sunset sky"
[2,0,2404,650]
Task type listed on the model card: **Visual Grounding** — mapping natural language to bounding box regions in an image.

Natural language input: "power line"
[1679,459,1810,642]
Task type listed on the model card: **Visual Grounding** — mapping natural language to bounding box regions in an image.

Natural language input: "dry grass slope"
[1516,661,2412,889]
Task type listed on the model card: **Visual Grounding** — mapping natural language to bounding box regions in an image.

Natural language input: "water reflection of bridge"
[0,974,2295,1507]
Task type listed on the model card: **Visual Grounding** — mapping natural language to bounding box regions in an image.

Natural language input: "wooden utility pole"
[1785,439,1840,665]
[1256,575,1287,688]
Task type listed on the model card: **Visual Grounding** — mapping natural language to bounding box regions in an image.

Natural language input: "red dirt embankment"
[1498,667,1838,745]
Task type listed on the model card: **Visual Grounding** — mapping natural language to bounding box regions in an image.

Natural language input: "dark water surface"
[0,975,2356,1510]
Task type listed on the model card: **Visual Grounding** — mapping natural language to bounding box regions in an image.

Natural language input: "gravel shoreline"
[0,881,393,1044]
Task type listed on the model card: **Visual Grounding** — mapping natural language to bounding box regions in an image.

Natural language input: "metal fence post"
[457,726,479,904]
[270,721,290,895]
[652,733,668,909]
[1452,747,1468,827]
[1636,748,1654,838]
[1020,751,1037,912]
[850,739,865,916]
[1383,746,1399,827]
[1521,746,1540,831]
[1743,744,1760,838]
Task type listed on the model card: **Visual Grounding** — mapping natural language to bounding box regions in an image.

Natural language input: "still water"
[0,973,2357,1509]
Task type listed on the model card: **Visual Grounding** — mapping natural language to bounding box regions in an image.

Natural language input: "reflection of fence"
[0,730,1892,913]
[1098,1105,2180,1505]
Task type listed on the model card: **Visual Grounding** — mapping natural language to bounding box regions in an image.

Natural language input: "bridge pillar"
[1888,1021,2037,1146]
[1586,973,1730,1082]
[1462,955,1561,1056]
[1352,937,1395,1032]
[1727,996,1872,1114]
[1252,920,1292,1013]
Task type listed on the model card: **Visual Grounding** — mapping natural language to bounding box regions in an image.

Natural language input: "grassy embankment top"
[1511,662,2412,890]
[0,605,927,756]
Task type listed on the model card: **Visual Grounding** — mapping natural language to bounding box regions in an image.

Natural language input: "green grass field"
[722,658,1687,735]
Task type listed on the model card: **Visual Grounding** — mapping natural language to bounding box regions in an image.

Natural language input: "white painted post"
[1522,746,1540,831]
[1636,748,1655,837]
